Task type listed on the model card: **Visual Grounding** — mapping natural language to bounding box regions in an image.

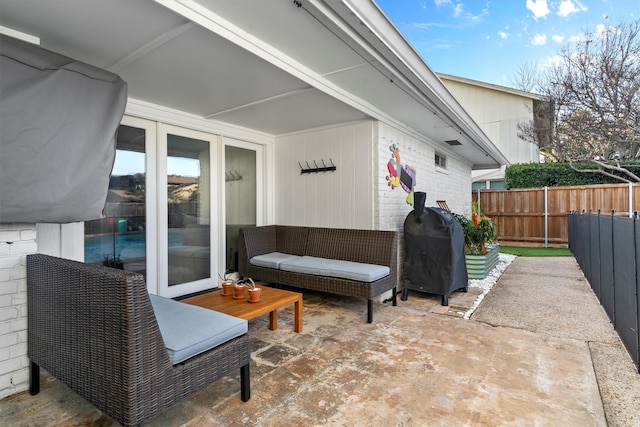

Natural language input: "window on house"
[435,152,447,168]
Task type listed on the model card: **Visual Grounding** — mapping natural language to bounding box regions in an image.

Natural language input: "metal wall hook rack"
[225,170,243,182]
[299,159,337,174]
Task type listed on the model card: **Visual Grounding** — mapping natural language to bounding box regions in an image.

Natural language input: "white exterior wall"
[441,78,539,174]
[0,224,37,399]
[274,120,473,232]
[375,122,473,235]
[275,121,375,229]
[274,120,473,302]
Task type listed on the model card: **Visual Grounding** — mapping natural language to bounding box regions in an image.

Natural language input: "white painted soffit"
[155,0,506,168]
[315,0,509,167]
[152,0,408,134]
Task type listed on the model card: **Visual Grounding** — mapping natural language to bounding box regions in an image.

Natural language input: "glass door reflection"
[225,144,257,272]
[167,134,211,286]
[84,124,147,276]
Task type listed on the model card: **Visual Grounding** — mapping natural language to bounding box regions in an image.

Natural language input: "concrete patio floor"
[1,256,639,426]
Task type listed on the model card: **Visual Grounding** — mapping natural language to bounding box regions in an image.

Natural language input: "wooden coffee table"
[181,285,303,332]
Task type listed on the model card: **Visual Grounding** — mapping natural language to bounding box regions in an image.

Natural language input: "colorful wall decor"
[385,144,417,205]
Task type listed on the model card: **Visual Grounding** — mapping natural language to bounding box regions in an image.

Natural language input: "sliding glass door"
[83,118,263,297]
[159,124,218,297]
[83,116,157,292]
[224,140,261,272]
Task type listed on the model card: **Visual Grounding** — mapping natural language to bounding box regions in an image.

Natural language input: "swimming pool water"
[84,232,183,263]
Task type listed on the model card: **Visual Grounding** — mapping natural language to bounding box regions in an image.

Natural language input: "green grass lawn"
[499,246,573,257]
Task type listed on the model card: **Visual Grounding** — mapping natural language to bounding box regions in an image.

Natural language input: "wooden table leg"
[269,310,278,330]
[294,297,302,333]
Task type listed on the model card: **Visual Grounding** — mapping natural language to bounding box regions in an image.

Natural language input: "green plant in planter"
[453,209,500,255]
[241,277,256,289]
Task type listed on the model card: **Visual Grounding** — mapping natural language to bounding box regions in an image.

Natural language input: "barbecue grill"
[402,192,468,305]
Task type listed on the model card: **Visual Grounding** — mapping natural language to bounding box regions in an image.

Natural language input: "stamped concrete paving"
[473,256,640,427]
[1,256,637,426]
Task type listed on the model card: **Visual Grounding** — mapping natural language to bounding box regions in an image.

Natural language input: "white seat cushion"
[279,256,390,282]
[149,294,247,364]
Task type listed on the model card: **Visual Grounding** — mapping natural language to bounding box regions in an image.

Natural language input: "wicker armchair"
[27,254,250,427]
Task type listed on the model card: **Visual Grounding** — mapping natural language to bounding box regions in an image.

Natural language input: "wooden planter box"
[465,244,499,279]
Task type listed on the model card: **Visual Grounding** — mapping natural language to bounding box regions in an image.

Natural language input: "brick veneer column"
[0,224,37,399]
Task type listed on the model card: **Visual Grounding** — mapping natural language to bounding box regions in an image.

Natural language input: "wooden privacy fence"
[472,183,640,246]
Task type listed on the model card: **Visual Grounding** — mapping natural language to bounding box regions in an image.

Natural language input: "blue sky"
[375,0,639,88]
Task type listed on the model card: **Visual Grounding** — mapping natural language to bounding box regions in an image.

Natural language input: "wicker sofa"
[238,225,398,323]
[27,254,251,427]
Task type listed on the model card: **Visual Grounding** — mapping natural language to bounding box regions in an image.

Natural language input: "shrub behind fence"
[568,211,640,373]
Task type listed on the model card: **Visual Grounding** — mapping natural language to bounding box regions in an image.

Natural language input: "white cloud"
[552,34,564,43]
[541,54,564,69]
[434,0,451,6]
[595,23,621,38]
[498,31,508,39]
[531,34,547,45]
[453,3,463,18]
[412,22,448,30]
[569,33,585,42]
[526,0,550,20]
[557,0,588,18]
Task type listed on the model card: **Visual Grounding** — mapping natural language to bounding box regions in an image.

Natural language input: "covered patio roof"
[0,0,508,169]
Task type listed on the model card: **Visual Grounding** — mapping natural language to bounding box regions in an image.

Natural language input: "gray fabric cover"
[0,34,127,223]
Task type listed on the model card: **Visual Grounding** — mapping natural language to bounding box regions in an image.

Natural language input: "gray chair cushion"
[279,256,390,282]
[149,294,247,364]
[250,252,301,269]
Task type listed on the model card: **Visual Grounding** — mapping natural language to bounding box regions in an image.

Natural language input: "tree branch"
[568,160,637,183]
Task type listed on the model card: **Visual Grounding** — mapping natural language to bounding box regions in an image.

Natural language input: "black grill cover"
[403,195,468,305]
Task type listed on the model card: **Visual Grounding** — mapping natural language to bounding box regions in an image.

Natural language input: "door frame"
[158,123,220,298]
[68,101,273,296]
[222,137,265,272]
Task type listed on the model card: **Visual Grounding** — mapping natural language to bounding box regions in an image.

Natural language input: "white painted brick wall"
[374,122,473,297]
[375,122,473,234]
[0,223,37,399]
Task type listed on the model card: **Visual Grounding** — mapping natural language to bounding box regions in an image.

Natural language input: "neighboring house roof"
[168,175,198,186]
[471,167,508,182]
[0,0,507,169]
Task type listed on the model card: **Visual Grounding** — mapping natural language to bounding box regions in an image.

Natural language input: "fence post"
[544,186,548,248]
[635,212,640,371]
[629,182,633,218]
[612,209,616,327]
